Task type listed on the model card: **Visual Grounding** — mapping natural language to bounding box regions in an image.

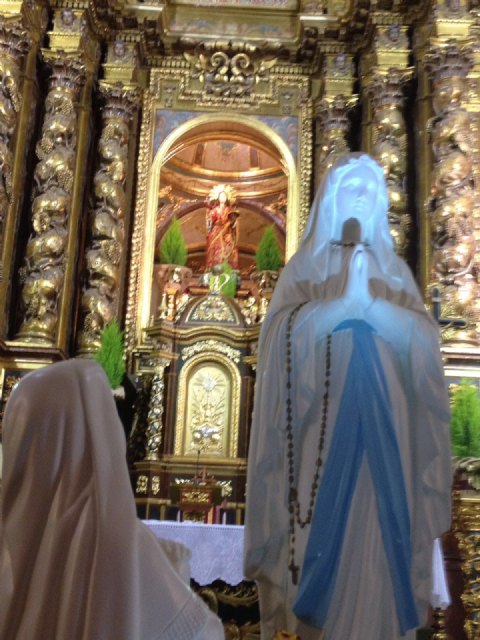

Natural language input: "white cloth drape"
[244,153,452,639]
[0,359,224,640]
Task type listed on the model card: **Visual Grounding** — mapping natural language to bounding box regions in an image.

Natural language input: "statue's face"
[334,164,378,235]
[219,191,227,204]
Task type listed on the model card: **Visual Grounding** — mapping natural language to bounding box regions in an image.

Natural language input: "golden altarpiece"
[0,0,480,636]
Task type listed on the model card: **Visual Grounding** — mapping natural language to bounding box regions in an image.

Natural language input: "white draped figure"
[244,153,451,640]
[0,359,224,640]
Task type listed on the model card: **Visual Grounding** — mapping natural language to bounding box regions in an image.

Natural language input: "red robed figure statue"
[206,184,239,269]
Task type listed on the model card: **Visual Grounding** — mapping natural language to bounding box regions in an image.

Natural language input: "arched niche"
[134,113,299,340]
[174,352,242,460]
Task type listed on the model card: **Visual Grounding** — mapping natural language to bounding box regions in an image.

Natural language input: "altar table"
[144,519,245,586]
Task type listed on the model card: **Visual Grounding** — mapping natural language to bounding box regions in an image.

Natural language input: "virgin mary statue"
[244,153,451,640]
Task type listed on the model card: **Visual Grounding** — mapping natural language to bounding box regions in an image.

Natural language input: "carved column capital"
[41,50,87,93]
[313,51,357,191]
[98,82,142,122]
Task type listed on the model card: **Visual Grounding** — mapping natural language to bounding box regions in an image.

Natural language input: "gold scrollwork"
[182,490,211,503]
[183,40,279,99]
[151,475,160,495]
[181,340,241,364]
[136,474,148,494]
[189,295,238,324]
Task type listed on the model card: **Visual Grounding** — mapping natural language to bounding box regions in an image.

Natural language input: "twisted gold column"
[144,361,169,461]
[314,52,356,193]
[368,68,411,257]
[360,21,411,257]
[425,40,477,344]
[77,84,140,353]
[0,6,45,338]
[15,7,101,346]
[16,53,85,343]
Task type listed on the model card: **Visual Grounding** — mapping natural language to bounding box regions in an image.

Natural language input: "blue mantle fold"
[293,319,419,635]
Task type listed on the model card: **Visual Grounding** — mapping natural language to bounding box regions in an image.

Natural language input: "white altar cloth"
[144,520,245,586]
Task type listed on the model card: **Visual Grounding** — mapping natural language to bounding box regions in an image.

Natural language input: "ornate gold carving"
[0,16,30,257]
[426,39,478,344]
[144,362,168,460]
[251,270,279,322]
[182,489,211,503]
[17,54,85,343]
[124,90,153,360]
[183,40,280,99]
[453,483,480,639]
[196,582,259,639]
[151,475,160,495]
[368,68,411,256]
[299,97,313,237]
[136,474,148,494]
[314,94,355,188]
[175,353,241,458]
[189,294,238,324]
[189,365,229,455]
[239,296,259,326]
[182,340,241,363]
[154,264,192,322]
[77,85,140,353]
[103,39,141,87]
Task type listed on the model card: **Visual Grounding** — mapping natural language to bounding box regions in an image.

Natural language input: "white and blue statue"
[244,153,452,640]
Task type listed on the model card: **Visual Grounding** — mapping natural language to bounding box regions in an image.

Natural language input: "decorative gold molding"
[181,339,241,363]
[124,89,152,361]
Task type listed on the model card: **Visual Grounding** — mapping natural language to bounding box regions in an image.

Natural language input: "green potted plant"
[158,216,188,267]
[154,216,192,320]
[255,225,283,272]
[449,380,480,638]
[252,225,283,320]
[95,319,126,394]
[451,380,480,459]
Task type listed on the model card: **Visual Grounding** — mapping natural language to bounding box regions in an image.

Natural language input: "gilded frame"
[173,352,242,460]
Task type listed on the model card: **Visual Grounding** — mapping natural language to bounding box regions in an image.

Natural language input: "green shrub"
[255,225,283,272]
[158,216,187,266]
[451,380,480,458]
[95,320,126,389]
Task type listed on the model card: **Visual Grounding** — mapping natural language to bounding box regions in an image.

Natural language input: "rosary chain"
[285,303,332,584]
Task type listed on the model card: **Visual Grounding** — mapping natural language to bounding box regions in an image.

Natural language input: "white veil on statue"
[244,153,451,640]
[267,152,427,321]
[0,359,224,640]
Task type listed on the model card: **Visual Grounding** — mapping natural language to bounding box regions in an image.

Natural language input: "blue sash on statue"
[293,319,419,635]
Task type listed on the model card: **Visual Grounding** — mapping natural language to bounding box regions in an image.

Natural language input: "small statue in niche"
[205,184,239,270]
